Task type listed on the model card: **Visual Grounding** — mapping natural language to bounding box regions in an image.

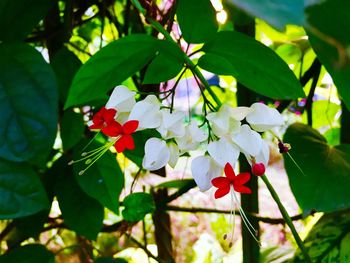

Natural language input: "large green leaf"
[60,110,85,151]
[0,43,58,165]
[293,210,350,262]
[202,31,305,99]
[284,123,350,213]
[51,47,82,104]
[54,158,104,240]
[73,141,124,214]
[65,34,159,108]
[0,159,49,219]
[198,53,238,76]
[122,192,155,222]
[0,0,53,41]
[306,0,350,110]
[143,41,184,84]
[0,244,54,263]
[177,0,218,44]
[226,0,305,31]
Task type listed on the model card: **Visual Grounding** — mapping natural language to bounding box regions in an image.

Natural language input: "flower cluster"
[84,86,284,193]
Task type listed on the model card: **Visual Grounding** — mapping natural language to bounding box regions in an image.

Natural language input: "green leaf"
[226,0,305,31]
[12,210,49,240]
[202,31,305,99]
[0,159,49,219]
[177,0,218,44]
[143,41,184,84]
[61,110,85,151]
[65,34,159,108]
[54,157,104,240]
[306,0,350,110]
[51,47,82,104]
[73,141,124,214]
[156,179,196,189]
[122,192,155,222]
[293,210,350,262]
[284,123,350,213]
[124,129,161,167]
[0,0,52,41]
[0,43,58,165]
[0,244,54,263]
[198,53,238,76]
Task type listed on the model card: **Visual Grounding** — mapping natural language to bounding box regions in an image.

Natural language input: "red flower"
[114,120,139,153]
[89,107,118,136]
[211,163,251,199]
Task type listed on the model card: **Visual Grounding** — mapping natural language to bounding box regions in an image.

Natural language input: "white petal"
[230,106,253,121]
[128,95,161,130]
[189,121,207,142]
[244,139,270,167]
[142,138,170,170]
[232,124,262,157]
[191,156,222,191]
[167,142,179,168]
[105,85,136,112]
[246,102,284,132]
[206,111,230,136]
[207,137,240,167]
[157,109,185,139]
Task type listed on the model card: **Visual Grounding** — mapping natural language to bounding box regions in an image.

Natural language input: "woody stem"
[260,174,313,263]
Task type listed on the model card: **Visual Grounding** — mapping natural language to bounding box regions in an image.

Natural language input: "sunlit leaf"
[122,192,155,222]
[202,31,305,99]
[294,210,350,262]
[177,0,218,43]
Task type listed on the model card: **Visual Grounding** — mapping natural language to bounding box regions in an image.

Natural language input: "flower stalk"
[260,174,313,263]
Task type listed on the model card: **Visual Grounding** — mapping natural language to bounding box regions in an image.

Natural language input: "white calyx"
[128,95,162,130]
[105,85,136,112]
[246,102,284,132]
[191,155,222,191]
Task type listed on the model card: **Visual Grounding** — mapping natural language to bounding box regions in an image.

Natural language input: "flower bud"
[252,163,265,176]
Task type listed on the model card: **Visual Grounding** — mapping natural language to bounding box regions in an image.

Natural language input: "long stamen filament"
[229,186,236,247]
[232,191,261,246]
[79,141,115,175]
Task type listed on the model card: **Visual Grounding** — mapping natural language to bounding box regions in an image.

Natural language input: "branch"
[165,205,304,224]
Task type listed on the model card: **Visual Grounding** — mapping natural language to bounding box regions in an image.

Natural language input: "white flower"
[251,139,270,167]
[105,85,136,112]
[128,95,162,130]
[167,142,180,168]
[207,137,240,167]
[142,138,170,170]
[191,156,222,191]
[206,105,250,137]
[232,124,262,157]
[157,109,185,139]
[246,102,284,132]
[175,121,207,152]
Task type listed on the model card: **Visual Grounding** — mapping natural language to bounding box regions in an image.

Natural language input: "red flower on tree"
[211,163,252,199]
[103,120,139,153]
[89,107,119,136]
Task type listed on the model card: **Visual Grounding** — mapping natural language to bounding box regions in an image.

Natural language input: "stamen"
[232,190,261,246]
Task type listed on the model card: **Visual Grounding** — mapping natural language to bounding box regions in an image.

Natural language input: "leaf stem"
[260,174,313,263]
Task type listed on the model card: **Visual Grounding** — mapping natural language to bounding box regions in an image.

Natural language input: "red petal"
[211,177,230,188]
[89,122,103,130]
[224,163,236,181]
[103,108,117,124]
[123,135,135,150]
[235,172,251,185]
[114,137,126,153]
[234,185,252,194]
[102,121,122,137]
[214,186,230,199]
[123,120,139,134]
